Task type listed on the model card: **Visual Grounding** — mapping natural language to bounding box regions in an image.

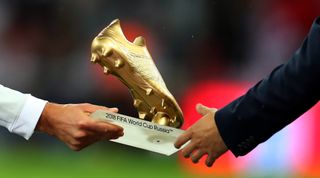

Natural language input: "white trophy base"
[90,110,185,156]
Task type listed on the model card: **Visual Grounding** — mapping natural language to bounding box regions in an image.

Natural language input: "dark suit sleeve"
[215,17,320,157]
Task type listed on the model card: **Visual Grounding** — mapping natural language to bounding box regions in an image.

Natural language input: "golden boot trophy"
[90,19,183,128]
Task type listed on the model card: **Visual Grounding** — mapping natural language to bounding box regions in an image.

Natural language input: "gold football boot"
[90,19,183,128]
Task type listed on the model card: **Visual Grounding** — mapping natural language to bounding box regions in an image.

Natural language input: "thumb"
[174,129,192,149]
[196,103,211,116]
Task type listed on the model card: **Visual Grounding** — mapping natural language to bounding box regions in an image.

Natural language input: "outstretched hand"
[174,103,228,167]
[36,103,124,151]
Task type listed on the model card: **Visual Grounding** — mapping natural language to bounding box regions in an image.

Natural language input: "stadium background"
[0,0,319,177]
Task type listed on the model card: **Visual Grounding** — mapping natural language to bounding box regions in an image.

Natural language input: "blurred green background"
[0,138,185,178]
[0,133,282,178]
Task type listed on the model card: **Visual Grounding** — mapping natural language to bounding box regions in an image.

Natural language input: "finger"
[79,103,119,113]
[63,125,102,151]
[107,107,119,113]
[206,154,216,167]
[181,142,197,158]
[78,125,124,141]
[68,139,88,151]
[191,150,206,163]
[80,120,123,135]
[105,130,124,140]
[78,127,123,142]
[71,140,97,151]
[196,103,210,116]
[174,130,192,149]
[196,103,218,116]
[103,127,124,140]
[69,144,81,151]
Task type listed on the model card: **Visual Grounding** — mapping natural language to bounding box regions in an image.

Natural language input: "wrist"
[36,102,56,135]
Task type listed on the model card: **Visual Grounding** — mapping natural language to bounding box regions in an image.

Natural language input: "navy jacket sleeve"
[215,17,320,157]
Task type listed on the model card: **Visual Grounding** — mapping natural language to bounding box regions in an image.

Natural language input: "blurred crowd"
[0,0,319,128]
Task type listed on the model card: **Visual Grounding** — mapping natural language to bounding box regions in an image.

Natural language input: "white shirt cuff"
[9,94,47,140]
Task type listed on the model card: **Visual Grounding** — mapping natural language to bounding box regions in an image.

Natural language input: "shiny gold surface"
[90,19,183,128]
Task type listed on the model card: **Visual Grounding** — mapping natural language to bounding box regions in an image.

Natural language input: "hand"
[36,102,124,151]
[174,103,228,167]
